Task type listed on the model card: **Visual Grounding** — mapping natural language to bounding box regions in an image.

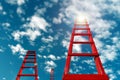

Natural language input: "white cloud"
[109,74,116,80]
[0,4,6,15]
[0,4,3,11]
[5,0,26,5]
[35,7,46,16]
[45,60,56,72]
[117,70,120,75]
[105,68,117,80]
[38,46,46,52]
[100,45,117,64]
[48,54,56,60]
[2,77,6,80]
[44,1,53,8]
[62,39,69,49]
[12,29,41,41]
[37,54,64,61]
[0,48,3,52]
[53,13,64,24]
[17,7,25,16]
[51,0,58,3]
[62,32,71,49]
[2,22,10,27]
[45,60,56,67]
[24,15,50,31]
[17,0,25,5]
[8,44,26,55]
[41,36,54,43]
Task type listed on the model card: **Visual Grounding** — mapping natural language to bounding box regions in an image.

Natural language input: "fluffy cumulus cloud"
[12,29,41,41]
[8,44,26,55]
[12,15,50,41]
[44,60,57,72]
[26,15,50,32]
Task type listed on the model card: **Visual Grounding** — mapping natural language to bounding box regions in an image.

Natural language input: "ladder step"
[18,74,37,76]
[22,66,36,68]
[25,57,36,59]
[69,53,99,57]
[73,42,93,44]
[74,33,91,36]
[74,28,90,30]
[26,54,35,56]
[23,61,35,63]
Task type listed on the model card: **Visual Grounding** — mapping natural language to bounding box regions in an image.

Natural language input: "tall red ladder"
[16,51,38,80]
[62,20,109,80]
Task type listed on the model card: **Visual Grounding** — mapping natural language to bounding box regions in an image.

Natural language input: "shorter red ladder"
[16,51,38,80]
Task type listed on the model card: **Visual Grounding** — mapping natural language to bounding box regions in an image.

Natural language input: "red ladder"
[62,20,109,80]
[16,51,38,80]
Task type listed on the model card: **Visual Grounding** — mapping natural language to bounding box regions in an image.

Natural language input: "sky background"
[0,0,120,80]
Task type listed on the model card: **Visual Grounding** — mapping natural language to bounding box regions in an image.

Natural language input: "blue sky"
[0,0,120,80]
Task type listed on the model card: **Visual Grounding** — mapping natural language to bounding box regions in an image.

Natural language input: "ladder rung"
[69,53,99,56]
[75,24,87,26]
[28,53,35,54]
[26,54,35,56]
[25,57,35,59]
[73,42,93,44]
[74,28,90,30]
[23,61,35,63]
[18,74,36,76]
[74,33,91,36]
[22,66,36,68]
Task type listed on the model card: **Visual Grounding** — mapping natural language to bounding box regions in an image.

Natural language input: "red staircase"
[62,20,109,80]
[16,51,38,80]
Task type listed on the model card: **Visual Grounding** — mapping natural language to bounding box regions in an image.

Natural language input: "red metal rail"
[62,20,109,80]
[16,51,38,80]
[50,68,54,80]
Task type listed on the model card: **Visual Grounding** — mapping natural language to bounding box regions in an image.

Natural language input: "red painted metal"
[62,20,109,80]
[16,51,38,80]
[50,68,54,80]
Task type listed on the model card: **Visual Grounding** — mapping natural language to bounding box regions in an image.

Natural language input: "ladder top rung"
[74,28,90,30]
[74,33,91,36]
[73,41,93,44]
[75,24,87,26]
[18,74,37,76]
[69,53,99,57]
